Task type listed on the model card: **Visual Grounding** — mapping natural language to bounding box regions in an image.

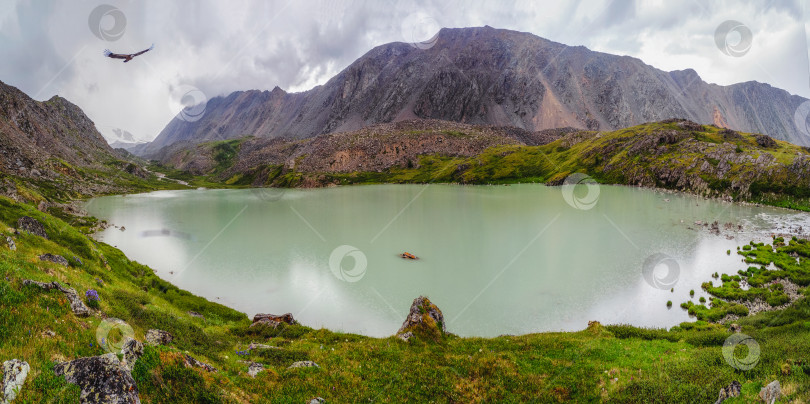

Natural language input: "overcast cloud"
[0,0,807,142]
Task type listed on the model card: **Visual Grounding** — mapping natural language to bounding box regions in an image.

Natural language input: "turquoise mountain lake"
[84,184,809,337]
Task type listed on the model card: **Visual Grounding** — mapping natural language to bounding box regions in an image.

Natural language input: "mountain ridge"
[141,26,810,155]
[0,79,166,203]
[153,118,810,212]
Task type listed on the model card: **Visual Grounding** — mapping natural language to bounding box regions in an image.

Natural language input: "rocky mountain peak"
[140,26,810,156]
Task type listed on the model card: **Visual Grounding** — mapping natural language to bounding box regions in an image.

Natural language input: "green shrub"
[233,322,312,340]
[254,348,310,366]
[133,347,223,403]
[28,362,82,403]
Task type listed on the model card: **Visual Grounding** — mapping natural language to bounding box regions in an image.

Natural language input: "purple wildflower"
[85,289,100,301]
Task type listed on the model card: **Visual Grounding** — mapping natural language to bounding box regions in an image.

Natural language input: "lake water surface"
[84,184,810,337]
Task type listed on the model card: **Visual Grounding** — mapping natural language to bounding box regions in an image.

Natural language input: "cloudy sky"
[0,0,807,142]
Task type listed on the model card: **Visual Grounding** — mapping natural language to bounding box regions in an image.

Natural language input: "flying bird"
[103,44,154,63]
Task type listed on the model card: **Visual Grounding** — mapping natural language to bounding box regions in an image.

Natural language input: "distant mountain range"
[139,26,810,156]
[103,128,148,151]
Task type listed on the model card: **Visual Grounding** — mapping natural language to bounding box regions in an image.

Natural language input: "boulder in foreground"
[2,359,30,404]
[53,353,140,404]
[397,296,446,342]
[251,313,296,328]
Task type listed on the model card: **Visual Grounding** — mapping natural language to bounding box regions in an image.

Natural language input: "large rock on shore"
[396,296,446,342]
[16,216,47,239]
[53,353,140,404]
[2,359,30,404]
[250,313,297,328]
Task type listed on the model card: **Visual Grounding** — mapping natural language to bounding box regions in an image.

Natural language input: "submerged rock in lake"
[53,353,140,404]
[2,359,30,404]
[397,296,446,342]
[16,216,47,239]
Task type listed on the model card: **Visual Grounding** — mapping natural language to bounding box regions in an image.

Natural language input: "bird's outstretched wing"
[103,44,153,63]
[103,49,129,60]
[131,44,154,58]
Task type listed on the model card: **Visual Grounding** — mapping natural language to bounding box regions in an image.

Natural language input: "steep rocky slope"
[158,119,810,210]
[143,26,810,156]
[156,119,563,184]
[0,80,161,203]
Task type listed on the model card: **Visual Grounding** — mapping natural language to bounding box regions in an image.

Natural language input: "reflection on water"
[85,184,808,337]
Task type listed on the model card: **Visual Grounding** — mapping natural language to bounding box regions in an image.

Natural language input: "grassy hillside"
[0,156,190,207]
[1,196,809,402]
[174,120,810,212]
